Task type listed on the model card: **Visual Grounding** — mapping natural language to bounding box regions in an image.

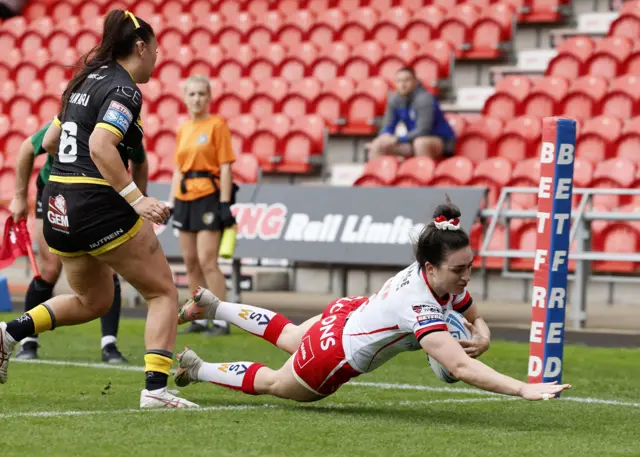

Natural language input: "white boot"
[0,322,17,384]
[140,387,200,408]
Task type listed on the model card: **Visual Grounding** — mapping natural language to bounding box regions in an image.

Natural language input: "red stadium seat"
[343,77,390,135]
[337,7,379,48]
[35,95,59,124]
[215,44,256,82]
[310,42,351,82]
[391,156,436,187]
[353,156,400,187]
[445,113,468,138]
[232,153,260,184]
[584,37,633,79]
[370,7,410,44]
[228,114,258,152]
[192,45,226,68]
[469,157,514,206]
[546,36,595,79]
[403,6,443,44]
[154,95,183,129]
[0,131,27,169]
[247,44,287,81]
[246,11,283,50]
[276,10,316,49]
[521,0,567,23]
[495,116,542,163]
[0,168,17,201]
[610,13,640,40]
[214,78,256,119]
[430,156,474,187]
[520,76,569,118]
[560,76,608,122]
[466,4,515,59]
[247,114,292,172]
[73,28,100,55]
[456,117,504,164]
[616,117,640,166]
[507,158,541,209]
[278,42,319,82]
[592,221,639,273]
[248,78,289,117]
[307,9,346,49]
[590,158,637,209]
[483,76,533,121]
[310,77,355,133]
[575,116,622,165]
[187,27,214,53]
[601,75,640,120]
[280,78,323,118]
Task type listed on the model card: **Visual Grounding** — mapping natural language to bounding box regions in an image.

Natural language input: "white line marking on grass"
[0,404,276,419]
[0,398,507,420]
[13,359,640,408]
[563,397,640,408]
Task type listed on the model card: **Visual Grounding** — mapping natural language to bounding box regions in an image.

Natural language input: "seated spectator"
[367,67,455,160]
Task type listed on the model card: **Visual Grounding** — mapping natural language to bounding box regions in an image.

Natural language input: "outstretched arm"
[420,331,571,400]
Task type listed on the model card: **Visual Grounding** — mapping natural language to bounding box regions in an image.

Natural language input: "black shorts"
[42,181,143,257]
[171,193,222,232]
[35,176,45,220]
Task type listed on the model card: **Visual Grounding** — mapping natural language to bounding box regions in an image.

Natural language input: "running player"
[0,10,197,408]
[175,197,571,402]
[8,122,148,362]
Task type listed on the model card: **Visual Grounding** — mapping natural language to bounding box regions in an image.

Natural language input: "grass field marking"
[0,404,278,419]
[12,359,640,409]
[0,398,507,420]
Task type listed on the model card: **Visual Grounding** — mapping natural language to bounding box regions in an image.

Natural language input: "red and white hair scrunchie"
[434,215,461,231]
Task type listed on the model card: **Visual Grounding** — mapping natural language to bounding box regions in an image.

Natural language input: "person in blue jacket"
[367,67,456,160]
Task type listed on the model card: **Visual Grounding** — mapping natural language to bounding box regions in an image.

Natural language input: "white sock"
[215,302,290,342]
[194,319,209,327]
[21,336,39,344]
[101,335,117,349]
[213,320,228,328]
[197,361,263,394]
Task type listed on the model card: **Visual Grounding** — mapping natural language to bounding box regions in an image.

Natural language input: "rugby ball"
[428,310,472,384]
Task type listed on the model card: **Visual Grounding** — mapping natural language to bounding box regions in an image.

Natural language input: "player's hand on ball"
[519,381,572,401]
[458,321,490,358]
[133,196,171,225]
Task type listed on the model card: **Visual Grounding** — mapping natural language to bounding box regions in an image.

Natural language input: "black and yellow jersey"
[50,61,144,185]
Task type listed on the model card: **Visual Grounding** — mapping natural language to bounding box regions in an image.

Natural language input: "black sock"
[100,275,121,339]
[145,372,169,391]
[6,315,35,342]
[24,277,54,313]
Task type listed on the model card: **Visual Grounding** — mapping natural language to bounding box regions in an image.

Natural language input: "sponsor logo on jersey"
[104,100,132,133]
[87,73,107,80]
[197,133,208,145]
[412,303,440,314]
[47,195,69,234]
[417,315,443,326]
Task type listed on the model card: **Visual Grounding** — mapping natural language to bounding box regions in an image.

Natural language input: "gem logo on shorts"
[48,195,69,234]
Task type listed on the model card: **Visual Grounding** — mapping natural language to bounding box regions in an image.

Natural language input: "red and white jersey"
[341,262,473,374]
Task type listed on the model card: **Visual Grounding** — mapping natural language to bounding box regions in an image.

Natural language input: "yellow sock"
[27,304,54,334]
[144,353,173,375]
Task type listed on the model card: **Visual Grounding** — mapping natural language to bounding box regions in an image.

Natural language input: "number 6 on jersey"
[59,122,78,163]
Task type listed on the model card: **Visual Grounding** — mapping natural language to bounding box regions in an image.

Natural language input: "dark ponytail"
[60,9,155,117]
[414,194,470,268]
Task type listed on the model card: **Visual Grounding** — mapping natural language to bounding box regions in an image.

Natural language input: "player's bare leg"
[178,287,319,354]
[98,222,198,408]
[175,348,322,402]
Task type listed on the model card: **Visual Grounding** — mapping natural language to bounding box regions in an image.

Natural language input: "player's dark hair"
[414,194,470,268]
[60,9,155,117]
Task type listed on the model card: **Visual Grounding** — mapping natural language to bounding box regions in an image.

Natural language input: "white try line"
[12,358,640,408]
[0,398,504,420]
